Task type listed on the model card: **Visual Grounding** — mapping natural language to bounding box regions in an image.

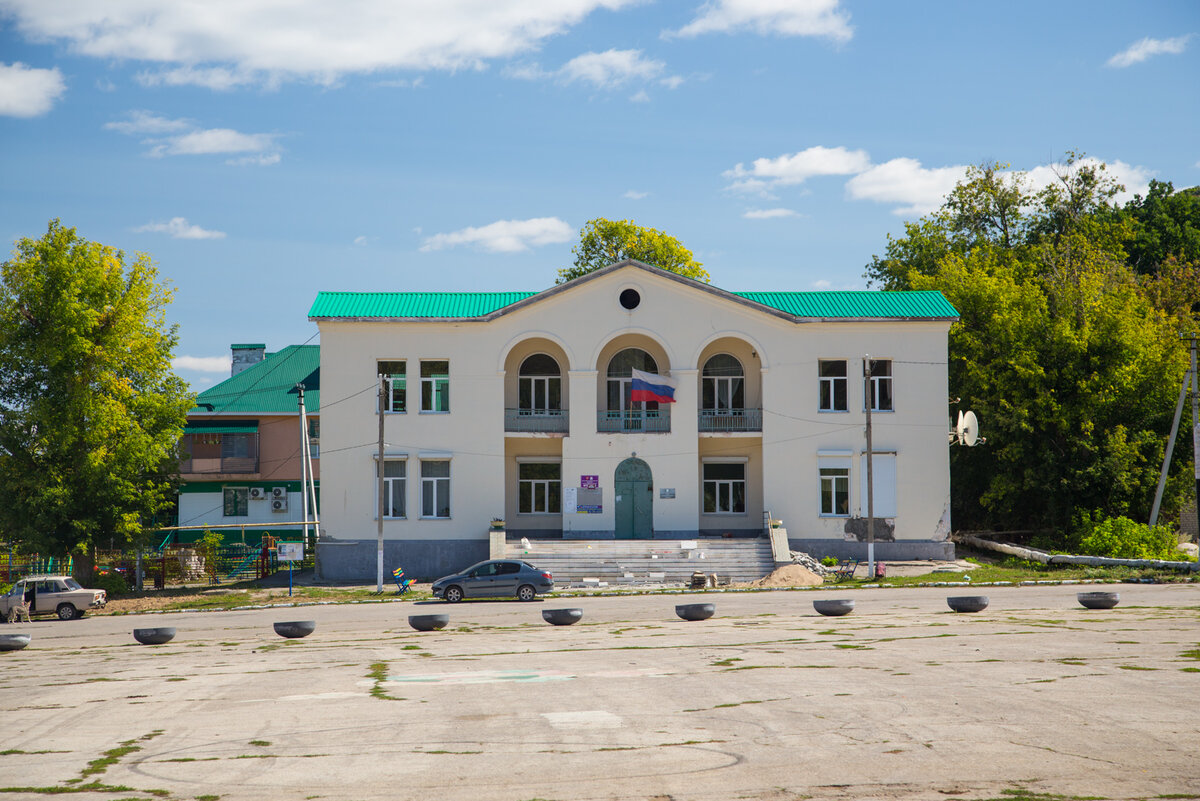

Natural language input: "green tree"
[0,221,193,563]
[557,218,709,284]
[866,156,1193,535]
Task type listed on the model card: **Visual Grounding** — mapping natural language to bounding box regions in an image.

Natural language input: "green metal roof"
[309,288,957,320]
[183,422,259,434]
[732,290,958,318]
[231,343,266,350]
[309,292,537,319]
[190,345,320,415]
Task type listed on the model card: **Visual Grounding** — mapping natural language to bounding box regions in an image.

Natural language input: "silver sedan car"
[431,559,553,602]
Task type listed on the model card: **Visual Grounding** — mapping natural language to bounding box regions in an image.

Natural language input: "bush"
[89,571,131,598]
[820,556,840,567]
[1076,514,1179,561]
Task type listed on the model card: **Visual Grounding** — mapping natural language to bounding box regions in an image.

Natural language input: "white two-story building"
[310,260,958,580]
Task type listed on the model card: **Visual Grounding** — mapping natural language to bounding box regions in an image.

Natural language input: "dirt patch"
[743,564,824,588]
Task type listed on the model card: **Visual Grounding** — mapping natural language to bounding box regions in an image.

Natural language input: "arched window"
[606,348,658,414]
[702,354,744,411]
[518,354,561,413]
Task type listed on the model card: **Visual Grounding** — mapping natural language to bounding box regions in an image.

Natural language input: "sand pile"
[748,563,824,587]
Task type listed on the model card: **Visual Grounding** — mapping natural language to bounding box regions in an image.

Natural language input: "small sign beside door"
[659,487,675,499]
[581,475,599,489]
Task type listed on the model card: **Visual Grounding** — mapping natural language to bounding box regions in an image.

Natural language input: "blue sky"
[1,0,1197,389]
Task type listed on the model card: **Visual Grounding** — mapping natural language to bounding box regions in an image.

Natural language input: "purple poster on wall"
[581,475,599,490]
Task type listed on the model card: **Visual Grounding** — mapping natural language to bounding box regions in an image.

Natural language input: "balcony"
[698,408,763,433]
[597,408,671,433]
[179,455,259,475]
[505,408,569,434]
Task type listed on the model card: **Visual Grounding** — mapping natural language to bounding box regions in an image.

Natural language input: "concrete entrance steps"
[504,537,775,585]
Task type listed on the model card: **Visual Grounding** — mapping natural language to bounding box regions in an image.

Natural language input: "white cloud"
[107,111,281,162]
[629,89,650,103]
[660,75,685,89]
[845,158,968,216]
[0,0,637,87]
[811,279,831,289]
[1107,35,1192,68]
[173,355,232,373]
[725,145,870,190]
[0,62,65,117]
[104,110,192,135]
[667,0,852,42]
[136,65,254,90]
[559,49,665,88]
[420,217,573,253]
[623,190,649,199]
[135,217,226,239]
[743,208,797,219]
[353,235,369,246]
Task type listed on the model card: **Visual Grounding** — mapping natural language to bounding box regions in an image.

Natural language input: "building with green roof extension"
[176,344,320,548]
[310,260,960,583]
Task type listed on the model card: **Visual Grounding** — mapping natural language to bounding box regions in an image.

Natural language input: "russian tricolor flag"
[630,369,678,404]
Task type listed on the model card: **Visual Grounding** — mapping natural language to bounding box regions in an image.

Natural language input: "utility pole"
[297,384,310,548]
[377,373,386,592]
[865,355,875,578]
[1189,334,1199,571]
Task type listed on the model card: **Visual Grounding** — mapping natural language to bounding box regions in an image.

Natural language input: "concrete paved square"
[2,584,1198,800]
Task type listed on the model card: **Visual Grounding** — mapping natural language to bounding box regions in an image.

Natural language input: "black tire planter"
[0,634,31,652]
[813,599,855,617]
[675,603,715,621]
[946,595,989,613]
[273,621,316,639]
[133,627,176,645]
[408,614,450,632]
[542,608,583,626]
[1077,591,1120,609]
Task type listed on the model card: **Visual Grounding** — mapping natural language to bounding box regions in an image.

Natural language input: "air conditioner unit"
[272,498,288,512]
[272,486,288,499]
[249,487,266,501]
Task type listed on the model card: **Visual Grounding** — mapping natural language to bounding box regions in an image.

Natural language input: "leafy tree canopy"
[864,155,1196,535]
[0,221,193,556]
[557,218,709,284]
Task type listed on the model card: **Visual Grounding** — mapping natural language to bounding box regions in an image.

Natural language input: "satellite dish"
[957,410,980,446]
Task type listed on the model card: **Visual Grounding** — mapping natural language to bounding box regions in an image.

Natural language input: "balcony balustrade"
[505,408,569,434]
[597,408,671,433]
[698,408,763,433]
[179,456,259,474]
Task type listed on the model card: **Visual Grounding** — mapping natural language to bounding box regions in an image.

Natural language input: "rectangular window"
[703,462,746,514]
[818,460,850,517]
[859,452,897,517]
[865,359,893,411]
[518,463,562,514]
[421,361,449,412]
[378,360,406,413]
[383,460,406,518]
[421,460,450,518]
[223,487,249,517]
[307,418,320,459]
[818,360,848,412]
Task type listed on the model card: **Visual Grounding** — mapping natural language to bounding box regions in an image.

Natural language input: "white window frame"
[818,456,851,517]
[382,459,406,519]
[420,360,450,413]
[865,359,894,412]
[702,461,747,515]
[818,359,848,412]
[518,354,562,413]
[378,360,406,414]
[859,451,897,517]
[518,463,562,515]
[421,459,451,518]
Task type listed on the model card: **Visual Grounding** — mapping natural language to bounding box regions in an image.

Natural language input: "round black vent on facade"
[619,289,641,310]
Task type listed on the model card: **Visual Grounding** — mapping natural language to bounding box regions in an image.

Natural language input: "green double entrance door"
[614,457,652,539]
